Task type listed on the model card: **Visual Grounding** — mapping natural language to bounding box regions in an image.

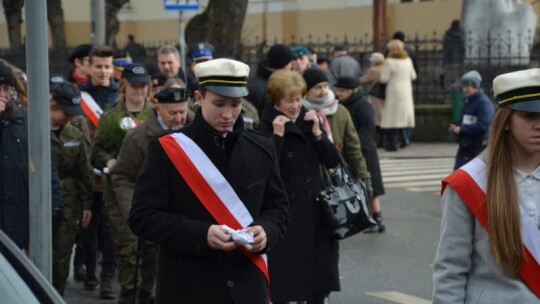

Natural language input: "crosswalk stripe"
[380,157,453,193]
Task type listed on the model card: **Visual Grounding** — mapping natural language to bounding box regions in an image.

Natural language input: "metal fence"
[2,30,539,104]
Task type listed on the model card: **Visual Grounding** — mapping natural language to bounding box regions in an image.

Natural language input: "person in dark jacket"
[128,59,291,304]
[449,70,495,169]
[255,70,339,303]
[335,76,386,233]
[246,44,294,115]
[0,61,64,250]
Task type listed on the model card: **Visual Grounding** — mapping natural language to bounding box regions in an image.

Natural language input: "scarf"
[303,90,338,142]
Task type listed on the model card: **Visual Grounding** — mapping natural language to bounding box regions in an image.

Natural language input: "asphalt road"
[64,186,442,304]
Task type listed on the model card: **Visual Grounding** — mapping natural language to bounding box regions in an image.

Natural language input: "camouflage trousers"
[52,198,82,294]
[106,198,157,292]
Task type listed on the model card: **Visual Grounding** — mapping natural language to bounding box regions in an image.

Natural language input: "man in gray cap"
[129,58,291,304]
[449,70,495,169]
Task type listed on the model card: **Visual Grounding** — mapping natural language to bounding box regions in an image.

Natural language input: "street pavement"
[64,142,458,304]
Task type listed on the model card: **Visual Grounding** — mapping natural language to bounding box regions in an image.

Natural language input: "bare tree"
[47,0,67,49]
[185,0,249,58]
[105,0,129,47]
[2,0,24,53]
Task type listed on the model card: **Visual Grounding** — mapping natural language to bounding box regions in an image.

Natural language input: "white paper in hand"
[221,224,255,250]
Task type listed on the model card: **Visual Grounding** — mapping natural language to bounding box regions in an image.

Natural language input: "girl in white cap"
[433,68,540,303]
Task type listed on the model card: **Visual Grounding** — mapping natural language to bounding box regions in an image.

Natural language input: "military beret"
[154,88,190,103]
[68,44,93,63]
[291,45,311,58]
[194,58,249,98]
[51,82,85,116]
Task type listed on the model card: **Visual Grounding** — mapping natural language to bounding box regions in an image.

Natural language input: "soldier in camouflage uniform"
[90,63,154,304]
[111,87,191,304]
[49,81,93,295]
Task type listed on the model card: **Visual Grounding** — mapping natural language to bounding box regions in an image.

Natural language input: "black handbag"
[317,159,376,240]
[369,82,386,99]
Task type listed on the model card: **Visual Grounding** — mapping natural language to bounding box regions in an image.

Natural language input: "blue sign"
[164,0,199,11]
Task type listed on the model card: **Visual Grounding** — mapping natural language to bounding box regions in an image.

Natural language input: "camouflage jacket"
[51,121,92,212]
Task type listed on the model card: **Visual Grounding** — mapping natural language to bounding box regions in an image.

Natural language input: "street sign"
[164,0,199,11]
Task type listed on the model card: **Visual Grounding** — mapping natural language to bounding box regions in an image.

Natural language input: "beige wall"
[5,0,540,50]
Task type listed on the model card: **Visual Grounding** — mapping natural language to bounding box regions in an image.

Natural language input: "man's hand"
[81,210,92,229]
[448,123,460,135]
[244,225,267,253]
[207,225,237,251]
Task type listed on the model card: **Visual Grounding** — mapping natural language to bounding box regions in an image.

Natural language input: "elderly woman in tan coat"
[359,52,385,146]
[379,39,417,151]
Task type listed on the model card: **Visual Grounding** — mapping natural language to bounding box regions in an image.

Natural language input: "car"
[0,229,65,303]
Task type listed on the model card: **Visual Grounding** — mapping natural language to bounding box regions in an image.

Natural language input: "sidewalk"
[377,142,457,159]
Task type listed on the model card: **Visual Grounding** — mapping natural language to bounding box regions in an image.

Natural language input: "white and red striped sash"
[442,158,540,298]
[80,91,104,127]
[158,132,270,284]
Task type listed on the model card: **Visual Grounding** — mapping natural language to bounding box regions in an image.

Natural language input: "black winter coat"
[341,91,385,197]
[255,105,340,302]
[129,109,291,304]
[0,105,64,248]
[246,63,273,115]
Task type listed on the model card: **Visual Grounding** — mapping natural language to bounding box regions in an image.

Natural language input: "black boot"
[73,245,86,281]
[100,270,116,299]
[399,128,410,148]
[364,212,385,233]
[118,289,136,304]
[84,263,99,290]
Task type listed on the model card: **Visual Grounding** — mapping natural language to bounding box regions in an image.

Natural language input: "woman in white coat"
[379,39,416,151]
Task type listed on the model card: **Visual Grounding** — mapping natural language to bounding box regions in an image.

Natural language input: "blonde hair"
[485,107,524,276]
[162,77,186,89]
[267,70,306,106]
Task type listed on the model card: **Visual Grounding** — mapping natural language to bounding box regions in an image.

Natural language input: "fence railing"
[2,31,539,104]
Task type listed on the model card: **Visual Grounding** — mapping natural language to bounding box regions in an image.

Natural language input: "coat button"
[305,177,312,183]
[289,192,296,199]
[307,191,313,198]
[227,280,234,288]
[287,152,293,158]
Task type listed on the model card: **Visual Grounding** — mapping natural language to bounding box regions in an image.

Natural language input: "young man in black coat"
[129,58,291,304]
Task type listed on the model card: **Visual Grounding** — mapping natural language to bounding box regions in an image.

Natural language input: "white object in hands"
[221,224,255,250]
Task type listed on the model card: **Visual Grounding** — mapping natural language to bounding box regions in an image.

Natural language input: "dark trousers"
[85,191,116,277]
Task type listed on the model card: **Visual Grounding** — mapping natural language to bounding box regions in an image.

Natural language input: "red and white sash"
[158,132,270,284]
[80,91,104,127]
[442,158,540,298]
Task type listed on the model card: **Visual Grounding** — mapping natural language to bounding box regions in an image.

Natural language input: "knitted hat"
[461,70,482,88]
[303,68,328,91]
[266,44,294,69]
[335,76,359,89]
[0,63,14,86]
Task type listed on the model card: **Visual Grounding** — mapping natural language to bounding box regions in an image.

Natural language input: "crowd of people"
[0,28,538,304]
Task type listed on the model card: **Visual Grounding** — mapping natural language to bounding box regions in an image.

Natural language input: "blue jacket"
[79,78,119,110]
[458,90,494,149]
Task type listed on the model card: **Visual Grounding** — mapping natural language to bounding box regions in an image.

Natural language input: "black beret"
[154,88,190,103]
[68,44,93,63]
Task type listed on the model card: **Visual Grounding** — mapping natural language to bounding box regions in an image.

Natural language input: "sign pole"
[179,10,187,85]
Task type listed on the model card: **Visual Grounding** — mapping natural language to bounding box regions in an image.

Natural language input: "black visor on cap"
[205,85,249,98]
[507,100,540,113]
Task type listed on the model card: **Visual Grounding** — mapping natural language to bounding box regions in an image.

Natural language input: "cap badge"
[133,67,145,75]
[72,96,81,105]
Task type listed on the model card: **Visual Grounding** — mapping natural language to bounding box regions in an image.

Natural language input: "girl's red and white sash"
[158,132,269,284]
[442,158,540,298]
